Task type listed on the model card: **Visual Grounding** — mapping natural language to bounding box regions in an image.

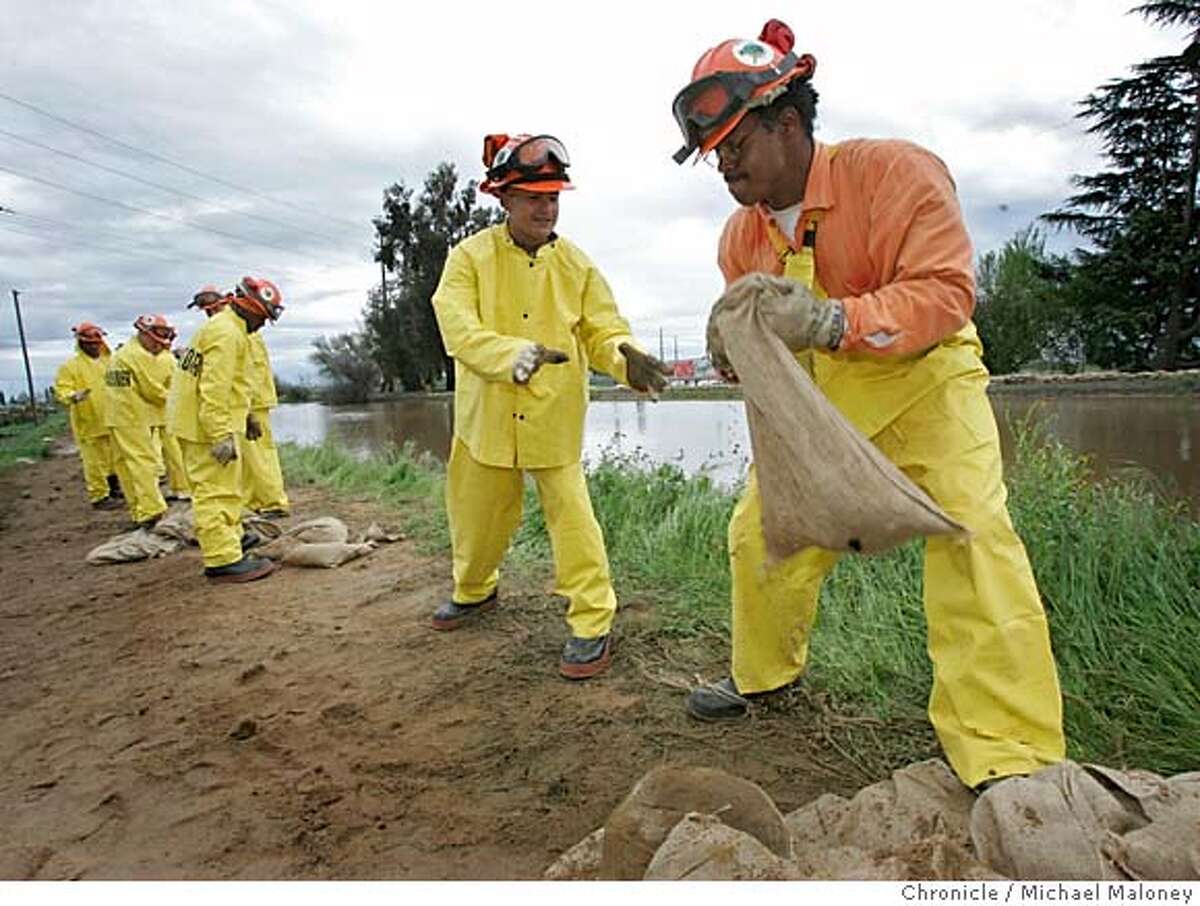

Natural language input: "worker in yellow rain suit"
[142,333,190,503]
[53,322,120,509]
[670,20,1065,790]
[104,315,178,528]
[429,132,671,680]
[167,277,284,583]
[240,330,290,518]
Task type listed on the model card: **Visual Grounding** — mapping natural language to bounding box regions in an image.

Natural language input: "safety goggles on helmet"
[234,276,284,321]
[487,135,570,184]
[72,322,107,345]
[188,284,225,311]
[134,314,177,350]
[671,51,798,164]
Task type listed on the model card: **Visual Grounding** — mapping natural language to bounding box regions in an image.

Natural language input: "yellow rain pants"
[105,340,169,524]
[77,435,116,503]
[152,427,190,495]
[54,348,115,503]
[180,436,243,568]
[447,438,616,639]
[241,408,288,512]
[728,235,1065,788]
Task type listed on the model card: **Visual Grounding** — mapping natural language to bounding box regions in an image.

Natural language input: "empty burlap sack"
[970,761,1200,880]
[360,522,404,543]
[86,527,183,564]
[713,272,964,559]
[643,813,801,880]
[600,765,791,880]
[154,505,196,543]
[281,541,374,569]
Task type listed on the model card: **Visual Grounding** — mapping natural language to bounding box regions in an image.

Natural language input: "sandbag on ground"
[712,272,964,559]
[281,541,375,569]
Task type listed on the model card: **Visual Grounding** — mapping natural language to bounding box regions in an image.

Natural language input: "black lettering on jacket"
[105,368,133,388]
[178,347,203,377]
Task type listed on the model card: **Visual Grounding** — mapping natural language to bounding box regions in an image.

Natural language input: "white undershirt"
[768,201,803,244]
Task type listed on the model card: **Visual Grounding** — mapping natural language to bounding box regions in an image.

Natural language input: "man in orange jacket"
[671,19,1065,791]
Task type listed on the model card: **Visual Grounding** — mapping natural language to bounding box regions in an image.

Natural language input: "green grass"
[0,412,67,473]
[280,422,1200,777]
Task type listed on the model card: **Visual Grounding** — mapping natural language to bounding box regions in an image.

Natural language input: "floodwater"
[272,393,1200,515]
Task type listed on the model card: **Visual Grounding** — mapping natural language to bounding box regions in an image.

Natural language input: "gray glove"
[512,343,569,384]
[211,434,238,465]
[756,277,845,352]
[70,388,91,404]
[245,413,263,442]
[618,343,671,396]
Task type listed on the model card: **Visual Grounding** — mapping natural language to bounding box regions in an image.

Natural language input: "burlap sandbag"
[643,813,801,881]
[281,541,375,569]
[969,761,1200,880]
[86,528,183,564]
[713,272,964,559]
[543,828,605,881]
[600,765,792,880]
[258,516,349,560]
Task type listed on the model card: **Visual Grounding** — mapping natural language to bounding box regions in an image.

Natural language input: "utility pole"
[658,326,665,362]
[11,289,37,423]
[673,335,679,362]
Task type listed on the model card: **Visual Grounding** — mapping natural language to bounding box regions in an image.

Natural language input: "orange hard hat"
[72,322,107,345]
[671,19,816,164]
[232,276,284,321]
[480,133,574,196]
[134,313,177,352]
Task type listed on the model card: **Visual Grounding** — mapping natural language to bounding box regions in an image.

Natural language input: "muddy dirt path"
[0,451,867,879]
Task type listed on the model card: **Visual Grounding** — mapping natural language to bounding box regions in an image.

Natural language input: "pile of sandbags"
[545,760,1200,881]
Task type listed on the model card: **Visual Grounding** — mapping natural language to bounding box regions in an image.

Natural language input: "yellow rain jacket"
[167,307,251,443]
[105,339,170,429]
[54,348,111,440]
[247,332,278,410]
[432,224,635,469]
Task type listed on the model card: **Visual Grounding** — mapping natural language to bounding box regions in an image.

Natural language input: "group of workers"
[54,277,290,584]
[47,16,1068,792]
[428,17,1067,793]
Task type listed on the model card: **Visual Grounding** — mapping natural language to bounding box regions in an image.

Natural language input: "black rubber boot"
[430,590,498,631]
[241,532,262,552]
[685,677,751,721]
[107,474,124,499]
[559,634,613,680]
[204,555,277,584]
[91,497,122,511]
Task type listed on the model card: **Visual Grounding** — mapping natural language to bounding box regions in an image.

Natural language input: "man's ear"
[775,106,802,135]
[498,191,512,213]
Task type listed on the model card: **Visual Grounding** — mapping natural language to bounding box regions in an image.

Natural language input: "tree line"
[312,2,1198,400]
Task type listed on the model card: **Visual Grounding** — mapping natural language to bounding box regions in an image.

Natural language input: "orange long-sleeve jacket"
[718,139,976,358]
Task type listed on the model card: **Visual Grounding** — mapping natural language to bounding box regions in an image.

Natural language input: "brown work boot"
[204,555,277,584]
[559,634,613,680]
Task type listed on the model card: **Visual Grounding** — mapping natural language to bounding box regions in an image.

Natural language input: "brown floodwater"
[272,392,1199,515]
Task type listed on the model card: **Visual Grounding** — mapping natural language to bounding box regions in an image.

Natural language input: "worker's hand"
[70,388,91,404]
[211,434,238,465]
[618,343,671,397]
[512,343,569,384]
[705,310,739,383]
[245,413,263,442]
[757,278,846,352]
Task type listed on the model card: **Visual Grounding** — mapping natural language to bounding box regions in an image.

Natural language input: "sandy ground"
[0,449,869,880]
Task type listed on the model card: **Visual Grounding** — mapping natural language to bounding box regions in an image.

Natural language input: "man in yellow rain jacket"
[53,322,120,509]
[141,329,190,503]
[241,330,289,518]
[167,277,283,583]
[104,315,178,528]
[430,132,670,679]
[670,20,1065,790]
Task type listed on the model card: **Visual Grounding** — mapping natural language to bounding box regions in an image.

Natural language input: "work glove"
[706,274,846,379]
[512,343,569,385]
[211,434,238,465]
[245,413,263,442]
[69,388,91,404]
[618,343,672,397]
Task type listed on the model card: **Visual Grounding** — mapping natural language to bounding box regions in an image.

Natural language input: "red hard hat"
[72,322,107,345]
[671,19,816,164]
[233,276,284,321]
[189,284,227,313]
[480,133,574,196]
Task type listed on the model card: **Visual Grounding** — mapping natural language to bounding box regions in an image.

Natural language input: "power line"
[0,90,364,232]
[0,127,355,247]
[0,162,333,257]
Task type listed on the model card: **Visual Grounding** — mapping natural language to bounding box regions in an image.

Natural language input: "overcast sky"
[0,0,1186,398]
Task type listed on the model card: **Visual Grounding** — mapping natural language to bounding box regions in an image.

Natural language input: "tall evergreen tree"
[369,163,503,391]
[1045,1,1199,369]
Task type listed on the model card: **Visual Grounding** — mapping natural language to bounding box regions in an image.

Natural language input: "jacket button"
[522,313,529,319]
[518,414,525,421]
[528,261,534,268]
